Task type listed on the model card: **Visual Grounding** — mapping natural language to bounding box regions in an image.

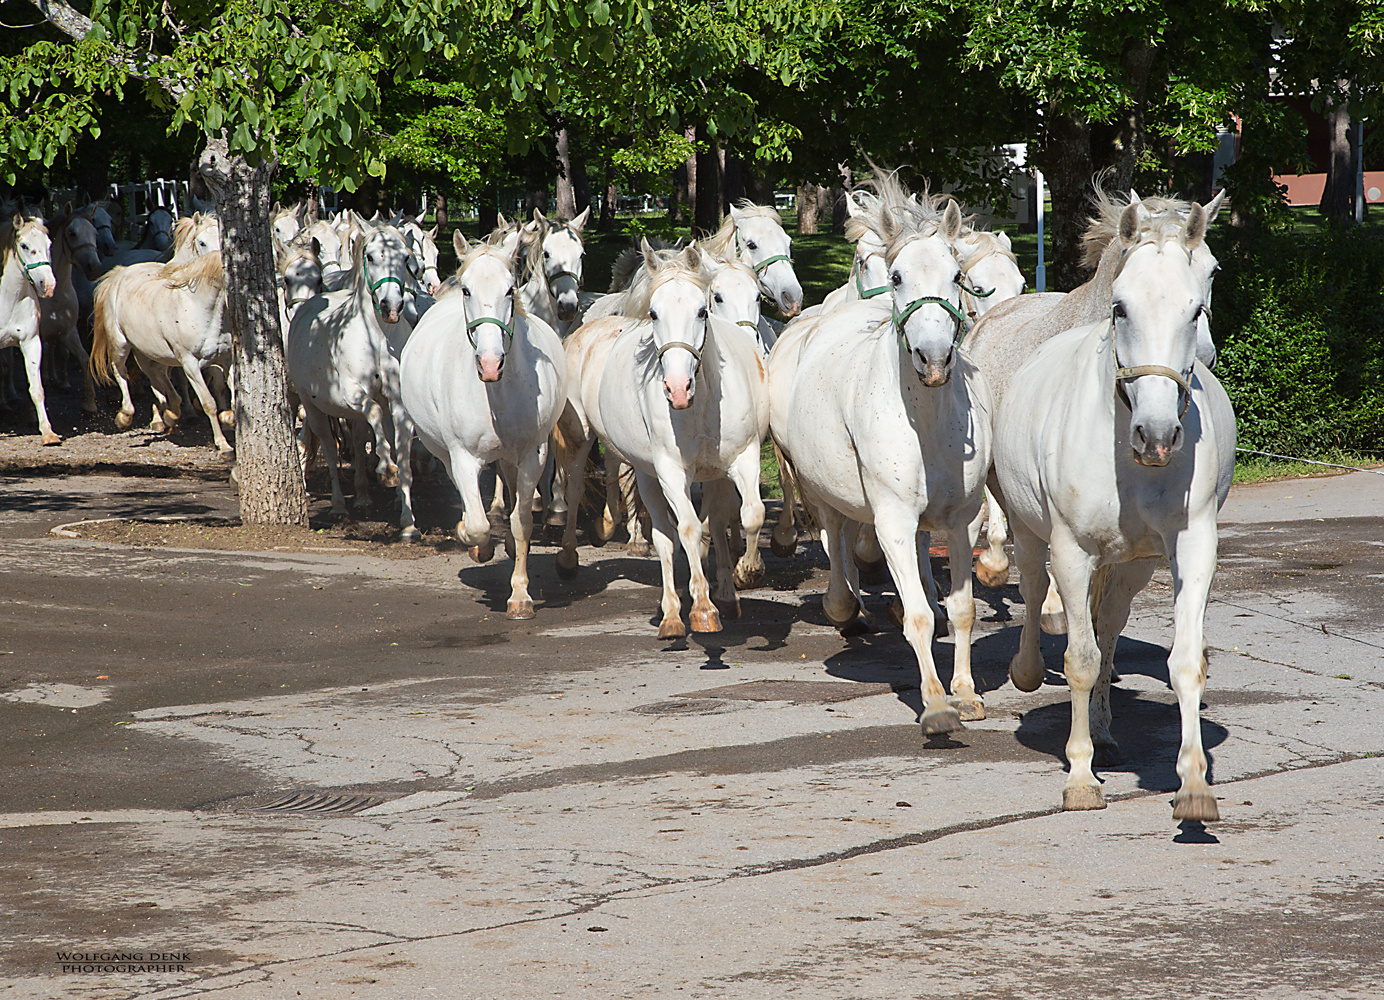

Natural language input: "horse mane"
[520,215,585,284]
[172,214,200,252]
[277,239,320,273]
[957,227,1018,272]
[853,166,954,260]
[1081,187,1199,269]
[609,236,679,293]
[273,201,303,223]
[622,251,711,319]
[160,250,226,290]
[702,200,783,257]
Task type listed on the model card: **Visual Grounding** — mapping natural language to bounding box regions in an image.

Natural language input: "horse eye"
[462,287,471,297]
[1112,302,1127,319]
[649,309,658,321]
[697,306,708,320]
[891,272,901,286]
[1211,263,1222,277]
[713,293,723,304]
[953,272,963,284]
[543,250,550,258]
[746,241,757,251]
[507,287,514,296]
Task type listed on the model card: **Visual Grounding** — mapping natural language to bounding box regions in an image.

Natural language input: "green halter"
[466,315,515,350]
[22,258,52,285]
[751,253,791,274]
[854,264,888,300]
[892,294,970,349]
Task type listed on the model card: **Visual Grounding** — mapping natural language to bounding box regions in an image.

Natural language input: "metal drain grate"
[250,792,387,816]
[631,698,743,716]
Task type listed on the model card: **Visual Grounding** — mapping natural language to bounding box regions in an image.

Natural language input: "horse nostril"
[1132,424,1147,448]
[1172,425,1184,449]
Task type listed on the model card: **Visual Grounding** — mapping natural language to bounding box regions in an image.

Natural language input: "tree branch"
[29,0,183,93]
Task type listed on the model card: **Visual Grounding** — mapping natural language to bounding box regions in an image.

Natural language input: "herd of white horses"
[0,171,1235,822]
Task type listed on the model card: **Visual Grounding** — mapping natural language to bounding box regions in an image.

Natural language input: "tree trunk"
[433,192,447,230]
[1320,84,1355,226]
[598,163,617,232]
[197,139,308,526]
[796,183,820,234]
[555,127,576,219]
[683,127,698,227]
[572,158,591,216]
[1037,109,1095,292]
[723,153,745,210]
[694,126,722,236]
[478,187,498,235]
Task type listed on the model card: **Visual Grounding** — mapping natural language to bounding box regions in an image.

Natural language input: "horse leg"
[769,443,798,558]
[18,336,61,445]
[814,506,859,632]
[556,425,595,578]
[449,448,494,563]
[1167,518,1221,822]
[872,505,960,734]
[392,406,418,542]
[302,402,346,515]
[887,530,940,633]
[348,419,373,510]
[622,462,652,557]
[1040,568,1068,634]
[179,358,233,455]
[1047,527,1103,811]
[504,448,543,620]
[703,479,740,620]
[975,486,1010,587]
[657,461,719,633]
[725,441,766,590]
[363,400,397,487]
[208,365,234,429]
[1007,518,1050,693]
[500,460,519,561]
[943,522,984,721]
[488,461,507,518]
[547,435,569,527]
[1090,559,1157,767]
[853,523,888,585]
[637,471,684,639]
[106,338,137,430]
[592,444,619,546]
[59,326,97,415]
[134,356,177,433]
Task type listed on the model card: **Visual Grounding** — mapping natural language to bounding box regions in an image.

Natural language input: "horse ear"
[62,200,74,218]
[497,228,522,261]
[1203,189,1226,223]
[272,201,282,214]
[998,231,1013,251]
[1182,202,1208,250]
[80,192,92,206]
[728,203,744,225]
[1118,203,1141,246]
[570,205,591,232]
[683,245,701,271]
[532,207,547,226]
[11,213,22,230]
[845,193,861,219]
[453,230,470,257]
[496,211,509,232]
[426,224,439,240]
[941,201,963,242]
[641,237,659,272]
[311,237,323,258]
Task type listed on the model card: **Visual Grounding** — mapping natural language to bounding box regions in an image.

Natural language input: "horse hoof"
[162,408,180,427]
[555,551,579,580]
[1092,741,1121,768]
[1172,790,1219,822]
[626,540,652,558]
[824,600,859,631]
[1062,784,1107,811]
[715,597,741,621]
[41,432,63,447]
[920,706,964,735]
[1009,652,1044,693]
[150,420,166,434]
[948,696,986,722]
[380,466,399,489]
[855,557,888,586]
[689,606,723,633]
[657,618,686,640]
[732,563,764,591]
[1040,611,1068,635]
[217,447,235,462]
[115,411,134,430]
[975,556,1009,589]
[545,510,567,528]
[592,519,616,546]
[769,533,796,559]
[218,409,235,429]
[399,525,421,543]
[506,600,535,620]
[469,541,495,564]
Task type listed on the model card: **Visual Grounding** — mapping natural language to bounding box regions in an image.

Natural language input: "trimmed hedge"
[1213,227,1384,456]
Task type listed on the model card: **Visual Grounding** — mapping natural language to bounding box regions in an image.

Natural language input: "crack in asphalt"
[1213,644,1384,692]
[1210,596,1384,651]
[136,748,1377,1000]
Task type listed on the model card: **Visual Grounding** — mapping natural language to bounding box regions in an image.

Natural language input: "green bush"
[1213,228,1384,457]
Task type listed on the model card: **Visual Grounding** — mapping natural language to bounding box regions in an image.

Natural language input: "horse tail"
[90,274,119,386]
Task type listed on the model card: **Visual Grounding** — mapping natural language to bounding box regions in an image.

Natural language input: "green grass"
[760,438,782,499]
[1231,449,1380,485]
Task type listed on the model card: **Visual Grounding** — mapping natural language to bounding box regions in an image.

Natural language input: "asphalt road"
[1,461,1382,999]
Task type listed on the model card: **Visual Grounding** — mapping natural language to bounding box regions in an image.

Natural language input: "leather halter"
[1114,363,1193,417]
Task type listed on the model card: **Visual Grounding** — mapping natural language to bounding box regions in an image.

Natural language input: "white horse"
[90,251,232,452]
[700,202,804,319]
[519,207,590,338]
[36,204,102,417]
[773,199,992,733]
[595,242,768,636]
[287,221,415,521]
[304,219,346,276]
[401,229,567,617]
[271,202,306,249]
[393,215,442,293]
[1,214,60,442]
[994,196,1235,820]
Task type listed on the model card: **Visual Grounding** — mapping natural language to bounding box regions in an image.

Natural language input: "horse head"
[8,215,56,298]
[532,207,587,323]
[640,239,710,410]
[58,203,103,280]
[147,208,174,252]
[956,229,1024,320]
[883,200,966,388]
[728,203,802,319]
[844,193,890,301]
[360,224,412,326]
[85,202,118,257]
[1109,198,1210,468]
[454,227,523,382]
[708,259,761,347]
[272,203,303,248]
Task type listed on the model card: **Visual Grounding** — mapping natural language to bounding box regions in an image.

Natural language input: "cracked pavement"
[1,468,1383,998]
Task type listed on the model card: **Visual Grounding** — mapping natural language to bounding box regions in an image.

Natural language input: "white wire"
[1235,448,1384,477]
